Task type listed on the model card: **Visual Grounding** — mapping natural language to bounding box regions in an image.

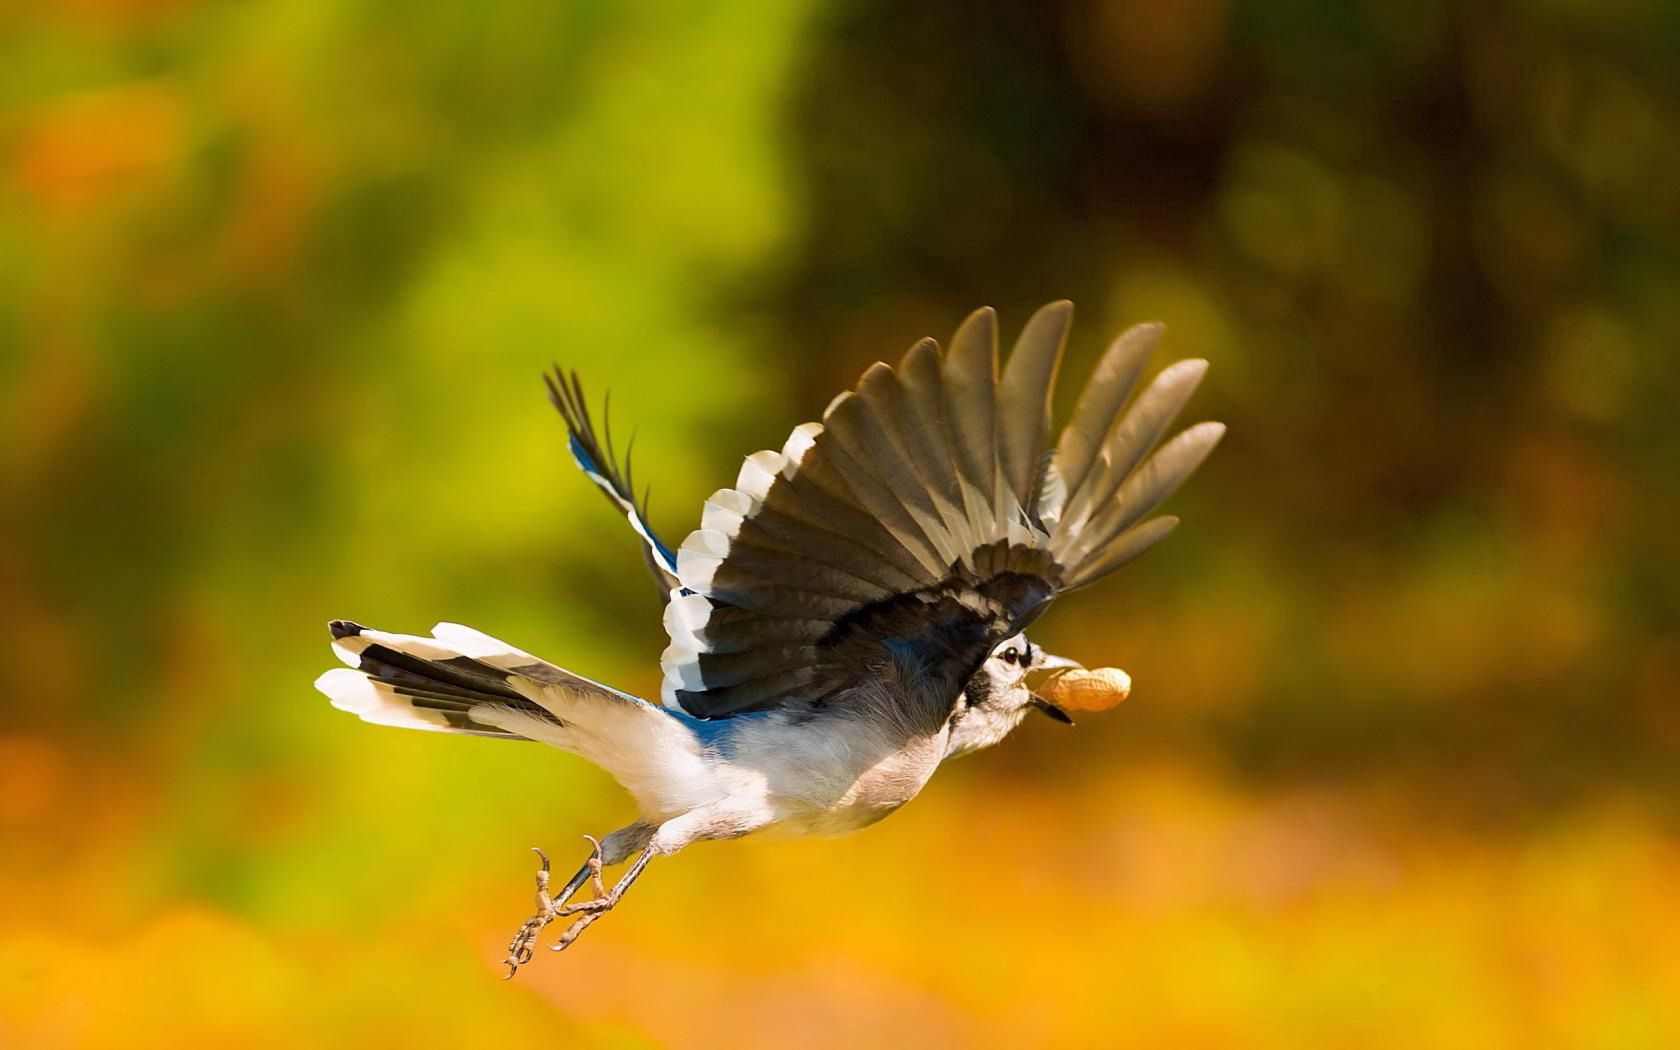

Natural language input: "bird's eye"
[1001,647,1019,665]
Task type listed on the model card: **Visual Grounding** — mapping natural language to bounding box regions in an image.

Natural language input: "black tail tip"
[328,619,365,640]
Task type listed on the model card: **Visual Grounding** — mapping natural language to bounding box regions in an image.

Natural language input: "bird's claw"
[502,836,608,977]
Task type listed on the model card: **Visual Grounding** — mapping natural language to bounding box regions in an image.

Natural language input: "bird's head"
[944,633,1083,759]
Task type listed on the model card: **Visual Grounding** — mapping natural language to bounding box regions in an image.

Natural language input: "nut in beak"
[1033,666,1132,713]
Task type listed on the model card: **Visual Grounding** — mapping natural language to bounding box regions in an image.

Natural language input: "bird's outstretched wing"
[660,302,1223,719]
[546,369,682,599]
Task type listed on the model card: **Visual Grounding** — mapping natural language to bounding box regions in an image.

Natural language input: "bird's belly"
[763,728,950,838]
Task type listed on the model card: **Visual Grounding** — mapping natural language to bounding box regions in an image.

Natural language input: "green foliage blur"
[2,1,1678,1046]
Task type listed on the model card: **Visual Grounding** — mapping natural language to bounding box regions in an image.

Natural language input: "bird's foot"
[502,837,605,978]
[548,845,654,954]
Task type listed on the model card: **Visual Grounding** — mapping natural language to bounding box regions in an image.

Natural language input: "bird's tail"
[314,620,575,740]
[315,620,710,816]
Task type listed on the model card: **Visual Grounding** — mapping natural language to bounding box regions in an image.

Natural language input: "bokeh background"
[3,1,1678,1046]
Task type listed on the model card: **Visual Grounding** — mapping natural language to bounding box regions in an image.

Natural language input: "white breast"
[708,708,952,839]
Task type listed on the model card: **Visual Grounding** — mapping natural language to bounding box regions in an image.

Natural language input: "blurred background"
[3,0,1678,1046]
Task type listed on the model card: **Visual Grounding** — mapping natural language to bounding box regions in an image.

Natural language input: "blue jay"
[314,303,1221,976]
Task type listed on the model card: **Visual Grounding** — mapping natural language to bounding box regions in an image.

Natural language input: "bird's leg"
[548,846,656,953]
[544,806,725,954]
[502,838,602,978]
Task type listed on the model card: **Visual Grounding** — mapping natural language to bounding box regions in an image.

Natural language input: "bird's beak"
[1028,652,1083,726]
[1029,696,1075,725]
[1034,653,1083,672]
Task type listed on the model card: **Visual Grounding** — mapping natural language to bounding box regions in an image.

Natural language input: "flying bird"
[314,303,1222,976]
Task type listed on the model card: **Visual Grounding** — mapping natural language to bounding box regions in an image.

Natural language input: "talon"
[503,839,650,974]
[549,926,584,951]
[580,835,606,896]
[531,848,552,899]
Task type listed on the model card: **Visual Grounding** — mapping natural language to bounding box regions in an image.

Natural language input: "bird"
[313,302,1222,976]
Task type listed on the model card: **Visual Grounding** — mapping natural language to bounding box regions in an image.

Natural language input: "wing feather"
[1063,516,1182,590]
[1047,321,1161,525]
[1065,421,1225,566]
[1052,357,1209,556]
[942,307,1002,538]
[997,300,1071,519]
[657,304,1220,721]
[546,370,680,596]
[820,392,960,570]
